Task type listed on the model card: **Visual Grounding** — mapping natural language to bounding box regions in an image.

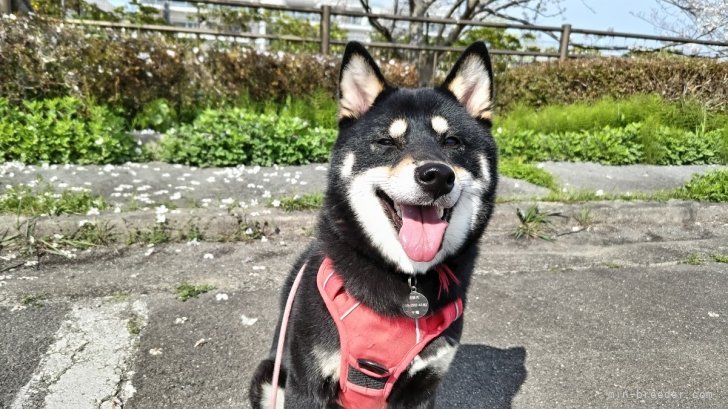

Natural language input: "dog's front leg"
[386,367,441,409]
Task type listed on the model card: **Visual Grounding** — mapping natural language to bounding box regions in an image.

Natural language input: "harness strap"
[316,257,463,409]
[270,263,307,409]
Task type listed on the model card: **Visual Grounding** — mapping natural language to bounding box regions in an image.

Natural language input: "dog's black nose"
[415,163,455,198]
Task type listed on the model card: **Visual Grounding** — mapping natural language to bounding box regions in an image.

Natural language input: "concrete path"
[1,201,727,408]
[2,162,725,210]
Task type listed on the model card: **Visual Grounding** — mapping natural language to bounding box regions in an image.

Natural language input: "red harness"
[316,257,463,409]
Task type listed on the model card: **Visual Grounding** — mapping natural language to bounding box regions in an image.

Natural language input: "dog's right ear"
[338,42,389,120]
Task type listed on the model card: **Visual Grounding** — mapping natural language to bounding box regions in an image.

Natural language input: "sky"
[368,0,666,35]
[534,0,662,34]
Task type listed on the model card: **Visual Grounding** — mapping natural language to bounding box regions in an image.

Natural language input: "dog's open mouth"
[376,190,452,262]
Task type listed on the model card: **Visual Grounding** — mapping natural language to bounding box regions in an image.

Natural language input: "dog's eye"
[376,138,395,146]
[443,136,461,147]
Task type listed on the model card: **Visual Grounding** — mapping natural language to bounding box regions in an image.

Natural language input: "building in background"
[137,0,376,43]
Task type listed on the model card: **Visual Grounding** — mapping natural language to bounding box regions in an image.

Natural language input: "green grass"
[539,190,675,203]
[127,224,170,245]
[495,95,728,166]
[174,282,215,302]
[272,194,324,212]
[675,169,728,202]
[499,159,558,190]
[682,253,704,266]
[0,182,107,216]
[127,315,143,335]
[21,293,47,307]
[712,254,728,263]
[499,94,728,134]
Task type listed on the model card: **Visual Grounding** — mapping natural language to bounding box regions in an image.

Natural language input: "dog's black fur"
[250,41,498,408]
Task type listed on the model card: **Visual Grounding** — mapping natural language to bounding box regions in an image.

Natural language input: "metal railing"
[58,0,728,62]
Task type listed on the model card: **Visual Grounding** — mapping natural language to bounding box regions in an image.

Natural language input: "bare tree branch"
[358,0,395,42]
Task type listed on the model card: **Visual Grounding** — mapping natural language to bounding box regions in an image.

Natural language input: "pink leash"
[270,263,307,409]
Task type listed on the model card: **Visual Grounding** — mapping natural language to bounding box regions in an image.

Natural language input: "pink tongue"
[398,205,448,262]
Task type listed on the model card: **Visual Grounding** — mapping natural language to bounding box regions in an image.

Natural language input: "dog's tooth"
[395,203,401,218]
[438,207,444,219]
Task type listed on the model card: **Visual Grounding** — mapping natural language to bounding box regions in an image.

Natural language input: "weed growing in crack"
[127,223,170,245]
[127,315,143,335]
[174,282,215,301]
[21,293,47,307]
[712,254,728,263]
[179,222,203,242]
[513,206,559,241]
[682,253,704,266]
[72,220,115,247]
[574,207,594,227]
[270,194,323,212]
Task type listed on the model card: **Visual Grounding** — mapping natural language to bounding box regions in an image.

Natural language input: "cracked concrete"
[10,300,147,409]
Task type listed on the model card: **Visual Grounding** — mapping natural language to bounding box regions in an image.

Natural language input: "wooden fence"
[40,0,728,61]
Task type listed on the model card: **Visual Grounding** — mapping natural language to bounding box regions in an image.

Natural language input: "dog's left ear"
[338,42,390,119]
[439,42,495,121]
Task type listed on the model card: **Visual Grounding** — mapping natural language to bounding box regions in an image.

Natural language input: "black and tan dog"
[250,41,498,408]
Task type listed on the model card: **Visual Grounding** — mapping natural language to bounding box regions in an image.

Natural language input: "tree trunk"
[11,0,32,13]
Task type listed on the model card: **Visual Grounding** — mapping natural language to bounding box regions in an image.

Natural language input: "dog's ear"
[439,42,495,121]
[338,42,389,119]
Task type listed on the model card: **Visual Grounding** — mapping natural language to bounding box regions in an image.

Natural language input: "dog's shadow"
[436,344,527,408]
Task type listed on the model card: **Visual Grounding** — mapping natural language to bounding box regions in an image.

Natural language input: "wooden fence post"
[1,0,11,14]
[320,5,331,55]
[558,24,571,61]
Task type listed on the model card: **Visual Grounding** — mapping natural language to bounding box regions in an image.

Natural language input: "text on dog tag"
[403,290,429,319]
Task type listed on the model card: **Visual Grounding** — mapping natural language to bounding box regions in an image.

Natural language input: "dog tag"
[403,290,429,319]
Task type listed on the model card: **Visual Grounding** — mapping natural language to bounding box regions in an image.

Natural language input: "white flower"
[169,192,181,200]
[174,316,188,324]
[23,260,38,267]
[149,348,163,356]
[144,247,155,257]
[708,311,720,318]
[187,238,200,246]
[260,236,268,243]
[156,214,166,224]
[137,52,150,61]
[595,189,604,197]
[244,227,254,235]
[252,265,266,270]
[215,293,229,301]
[271,200,281,208]
[95,137,104,145]
[86,208,100,216]
[203,253,214,259]
[166,49,176,58]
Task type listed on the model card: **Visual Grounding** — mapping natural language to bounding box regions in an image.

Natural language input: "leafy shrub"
[495,95,728,165]
[676,169,728,202]
[132,98,177,132]
[238,89,338,129]
[0,97,137,164]
[159,108,336,166]
[0,16,418,121]
[495,124,644,165]
[497,56,728,113]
